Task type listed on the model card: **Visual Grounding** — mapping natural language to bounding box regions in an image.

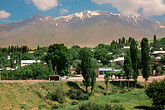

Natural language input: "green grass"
[0,83,51,110]
[58,89,152,110]
[0,81,153,110]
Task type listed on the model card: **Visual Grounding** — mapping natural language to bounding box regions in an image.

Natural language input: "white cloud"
[60,8,69,15]
[92,0,165,16]
[0,10,11,19]
[31,0,58,11]
[1,19,10,23]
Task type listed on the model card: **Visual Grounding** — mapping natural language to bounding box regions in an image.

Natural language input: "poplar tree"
[80,47,93,93]
[124,52,133,88]
[91,68,96,94]
[130,39,139,88]
[153,35,159,51]
[104,72,110,95]
[141,38,151,88]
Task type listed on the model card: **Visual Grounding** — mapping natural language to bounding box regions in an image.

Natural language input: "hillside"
[0,10,165,47]
[0,81,153,110]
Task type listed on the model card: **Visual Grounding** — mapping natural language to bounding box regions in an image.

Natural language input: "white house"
[151,51,165,59]
[14,60,41,67]
[112,57,124,65]
[95,67,121,77]
[21,60,41,66]
[122,46,130,49]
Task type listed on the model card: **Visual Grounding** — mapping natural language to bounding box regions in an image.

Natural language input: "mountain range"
[0,10,165,47]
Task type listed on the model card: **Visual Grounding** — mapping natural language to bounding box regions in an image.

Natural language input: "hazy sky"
[1,0,165,23]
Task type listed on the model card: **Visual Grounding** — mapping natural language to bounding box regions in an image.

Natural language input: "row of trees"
[0,45,29,54]
[151,35,165,52]
[1,63,53,80]
[124,38,151,88]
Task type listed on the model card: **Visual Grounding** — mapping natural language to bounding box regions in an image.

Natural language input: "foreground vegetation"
[0,35,165,109]
[0,81,155,110]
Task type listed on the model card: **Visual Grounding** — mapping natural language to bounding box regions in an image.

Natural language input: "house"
[122,46,130,49]
[7,56,11,60]
[95,67,121,77]
[112,57,124,65]
[151,51,165,60]
[14,60,41,67]
[48,75,60,81]
[21,60,41,66]
[28,51,34,53]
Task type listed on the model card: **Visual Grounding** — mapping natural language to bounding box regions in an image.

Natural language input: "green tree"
[152,35,160,52]
[48,60,54,75]
[73,59,81,74]
[104,72,110,95]
[145,78,165,109]
[94,48,112,65]
[141,38,151,88]
[37,45,40,50]
[91,68,96,94]
[122,37,126,44]
[46,44,72,76]
[22,53,35,60]
[80,47,93,93]
[130,39,139,88]
[123,52,133,88]
[161,54,165,65]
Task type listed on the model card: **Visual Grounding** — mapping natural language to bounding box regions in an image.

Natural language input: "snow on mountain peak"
[74,10,101,20]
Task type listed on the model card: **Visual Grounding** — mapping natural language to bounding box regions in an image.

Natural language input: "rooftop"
[152,51,165,54]
[113,57,124,62]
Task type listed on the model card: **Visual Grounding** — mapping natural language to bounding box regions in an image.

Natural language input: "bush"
[46,88,66,103]
[79,102,125,110]
[71,101,78,105]
[51,105,59,109]
[1,63,51,80]
[68,88,89,100]
[79,102,104,110]
[145,78,165,109]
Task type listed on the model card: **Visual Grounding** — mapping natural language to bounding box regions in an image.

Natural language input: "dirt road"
[0,75,164,83]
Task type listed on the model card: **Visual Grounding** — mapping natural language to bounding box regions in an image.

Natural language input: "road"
[0,75,164,83]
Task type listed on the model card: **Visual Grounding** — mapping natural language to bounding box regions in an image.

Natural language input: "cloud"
[92,0,165,16]
[1,19,10,23]
[0,10,11,19]
[60,8,69,15]
[31,0,58,11]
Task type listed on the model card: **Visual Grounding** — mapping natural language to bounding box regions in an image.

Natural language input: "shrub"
[46,88,66,103]
[20,104,26,109]
[145,78,165,109]
[79,102,104,110]
[68,88,89,100]
[71,101,78,105]
[79,102,125,110]
[113,105,125,110]
[51,105,59,109]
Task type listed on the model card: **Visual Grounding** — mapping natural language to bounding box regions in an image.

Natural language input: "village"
[0,36,165,82]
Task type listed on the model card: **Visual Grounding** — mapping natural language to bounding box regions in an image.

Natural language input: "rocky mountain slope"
[0,10,165,47]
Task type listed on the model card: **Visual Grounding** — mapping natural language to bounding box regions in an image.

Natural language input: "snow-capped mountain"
[0,10,165,47]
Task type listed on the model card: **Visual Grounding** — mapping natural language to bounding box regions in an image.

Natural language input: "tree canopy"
[46,44,72,76]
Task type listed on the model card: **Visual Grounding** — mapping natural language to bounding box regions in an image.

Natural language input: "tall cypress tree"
[151,35,159,52]
[141,38,151,88]
[124,52,133,88]
[104,72,110,95]
[130,39,139,88]
[80,47,93,93]
[91,68,96,94]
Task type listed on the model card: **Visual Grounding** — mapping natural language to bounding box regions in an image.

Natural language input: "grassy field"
[0,81,153,110]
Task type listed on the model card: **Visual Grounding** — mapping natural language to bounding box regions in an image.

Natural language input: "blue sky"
[0,0,165,23]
